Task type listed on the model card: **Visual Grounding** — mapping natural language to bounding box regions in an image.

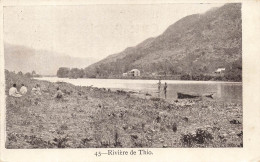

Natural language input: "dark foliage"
[57,67,85,79]
[181,129,214,147]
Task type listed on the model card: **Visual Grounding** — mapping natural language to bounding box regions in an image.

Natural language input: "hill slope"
[4,43,97,75]
[85,3,242,79]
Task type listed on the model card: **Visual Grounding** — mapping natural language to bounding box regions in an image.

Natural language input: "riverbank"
[54,74,242,82]
[5,70,242,148]
[35,76,242,103]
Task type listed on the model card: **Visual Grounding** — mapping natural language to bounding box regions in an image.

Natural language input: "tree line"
[16,70,41,78]
[57,56,242,82]
[57,67,85,79]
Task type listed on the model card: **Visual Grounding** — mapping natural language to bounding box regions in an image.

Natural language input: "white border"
[1,0,260,162]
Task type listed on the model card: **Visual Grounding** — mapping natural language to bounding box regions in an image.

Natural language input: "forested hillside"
[84,3,242,81]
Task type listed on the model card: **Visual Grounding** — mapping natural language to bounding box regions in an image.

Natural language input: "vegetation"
[57,66,241,82]
[83,4,241,82]
[57,67,85,79]
[5,70,242,148]
[57,67,70,78]
[16,70,41,78]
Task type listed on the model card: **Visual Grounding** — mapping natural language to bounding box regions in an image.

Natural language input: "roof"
[130,69,140,72]
[216,68,226,72]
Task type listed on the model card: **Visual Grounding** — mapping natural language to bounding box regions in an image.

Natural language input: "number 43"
[95,152,101,157]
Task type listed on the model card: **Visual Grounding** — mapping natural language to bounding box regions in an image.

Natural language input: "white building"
[122,73,128,77]
[128,69,141,77]
[215,68,225,74]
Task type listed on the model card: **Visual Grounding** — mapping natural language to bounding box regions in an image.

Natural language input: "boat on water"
[177,92,214,99]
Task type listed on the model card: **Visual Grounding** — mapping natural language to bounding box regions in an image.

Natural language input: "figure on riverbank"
[54,87,63,99]
[164,82,168,99]
[157,79,161,97]
[32,84,42,95]
[9,84,22,97]
[20,84,27,95]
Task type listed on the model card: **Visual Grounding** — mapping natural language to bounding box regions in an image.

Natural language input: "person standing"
[157,79,161,97]
[163,82,167,99]
[20,84,28,95]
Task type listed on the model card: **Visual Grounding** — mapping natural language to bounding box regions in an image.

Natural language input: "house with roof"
[215,68,226,74]
[123,69,141,77]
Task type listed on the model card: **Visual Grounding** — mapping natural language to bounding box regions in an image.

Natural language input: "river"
[35,77,242,103]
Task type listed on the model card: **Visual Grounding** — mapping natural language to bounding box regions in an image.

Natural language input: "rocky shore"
[5,70,242,148]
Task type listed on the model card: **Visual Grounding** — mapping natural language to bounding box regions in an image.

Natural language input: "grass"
[5,70,243,148]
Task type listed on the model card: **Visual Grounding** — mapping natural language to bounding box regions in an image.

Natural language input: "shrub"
[181,129,213,147]
[150,97,163,102]
[172,123,177,132]
[53,135,69,148]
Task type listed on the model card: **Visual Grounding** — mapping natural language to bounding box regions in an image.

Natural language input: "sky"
[4,3,224,60]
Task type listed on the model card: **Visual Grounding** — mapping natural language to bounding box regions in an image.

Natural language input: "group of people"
[9,83,64,100]
[157,79,167,99]
[8,83,42,97]
[9,80,166,99]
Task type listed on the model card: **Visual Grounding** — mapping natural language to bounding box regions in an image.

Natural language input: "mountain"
[84,3,242,79]
[4,43,98,75]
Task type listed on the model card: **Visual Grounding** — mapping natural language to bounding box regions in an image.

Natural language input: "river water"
[35,77,242,103]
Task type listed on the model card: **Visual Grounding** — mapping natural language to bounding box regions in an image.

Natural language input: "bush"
[53,135,69,148]
[181,74,191,80]
[150,97,163,102]
[181,129,213,147]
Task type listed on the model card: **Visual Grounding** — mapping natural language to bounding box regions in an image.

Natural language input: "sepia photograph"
[3,3,243,149]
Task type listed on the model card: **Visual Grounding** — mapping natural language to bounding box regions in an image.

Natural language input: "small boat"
[204,93,214,99]
[177,92,214,99]
[177,92,200,99]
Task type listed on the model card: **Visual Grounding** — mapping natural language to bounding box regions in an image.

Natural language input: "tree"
[79,69,85,78]
[32,70,36,76]
[57,67,70,78]
[18,71,23,75]
[25,72,32,78]
[67,68,85,78]
[224,58,242,81]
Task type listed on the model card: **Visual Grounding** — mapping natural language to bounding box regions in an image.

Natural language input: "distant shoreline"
[35,76,242,84]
